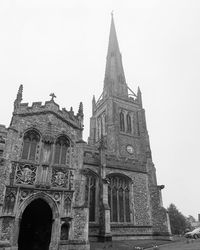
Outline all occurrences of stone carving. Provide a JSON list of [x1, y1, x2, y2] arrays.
[[42, 134, 54, 144], [18, 188, 34, 204], [0, 217, 12, 241], [64, 192, 73, 214], [44, 190, 62, 206], [15, 164, 37, 185], [3, 187, 17, 213], [54, 171, 65, 186], [51, 168, 74, 190]]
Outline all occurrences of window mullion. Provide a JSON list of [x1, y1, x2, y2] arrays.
[[117, 188, 119, 222], [123, 189, 126, 222], [59, 145, 62, 164], [28, 141, 32, 160]]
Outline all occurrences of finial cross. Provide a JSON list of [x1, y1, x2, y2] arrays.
[[50, 93, 56, 101]]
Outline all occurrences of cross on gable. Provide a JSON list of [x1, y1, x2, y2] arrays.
[[50, 93, 56, 101]]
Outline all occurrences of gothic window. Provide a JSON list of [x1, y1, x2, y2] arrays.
[[21, 130, 40, 161], [86, 172, 97, 222], [120, 111, 125, 132], [108, 174, 131, 223], [54, 136, 70, 165], [127, 113, 132, 133], [136, 111, 140, 136]]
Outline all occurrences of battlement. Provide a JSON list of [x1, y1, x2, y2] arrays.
[[14, 99, 83, 130]]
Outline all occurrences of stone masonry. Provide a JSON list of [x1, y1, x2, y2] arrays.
[[0, 14, 171, 250]]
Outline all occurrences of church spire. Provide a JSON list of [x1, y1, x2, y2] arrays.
[[14, 84, 23, 111], [103, 14, 128, 98]]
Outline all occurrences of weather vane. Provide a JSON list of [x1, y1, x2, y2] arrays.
[[50, 93, 56, 101]]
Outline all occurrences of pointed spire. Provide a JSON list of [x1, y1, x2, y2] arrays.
[[77, 102, 84, 129], [14, 84, 23, 111], [78, 102, 83, 117], [137, 86, 142, 107], [103, 14, 128, 99], [92, 95, 96, 115]]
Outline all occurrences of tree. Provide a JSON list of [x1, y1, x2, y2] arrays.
[[167, 203, 191, 235]]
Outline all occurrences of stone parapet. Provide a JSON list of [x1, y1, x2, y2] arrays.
[[13, 100, 83, 130]]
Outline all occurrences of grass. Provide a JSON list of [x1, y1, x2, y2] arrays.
[[90, 237, 184, 250]]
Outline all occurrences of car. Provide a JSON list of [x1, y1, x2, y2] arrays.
[[185, 228, 200, 239]]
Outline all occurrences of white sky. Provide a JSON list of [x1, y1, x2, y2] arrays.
[[0, 0, 200, 219]]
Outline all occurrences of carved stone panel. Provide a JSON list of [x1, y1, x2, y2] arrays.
[[18, 188, 34, 205], [15, 163, 37, 185], [64, 192, 73, 215], [51, 167, 74, 190]]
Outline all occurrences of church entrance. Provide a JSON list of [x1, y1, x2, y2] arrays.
[[18, 198, 53, 250]]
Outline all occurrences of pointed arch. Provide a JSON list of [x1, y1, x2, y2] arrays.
[[17, 192, 59, 220]]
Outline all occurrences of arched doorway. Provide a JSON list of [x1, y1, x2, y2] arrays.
[[18, 198, 53, 250]]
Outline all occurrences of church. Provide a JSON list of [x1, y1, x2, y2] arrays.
[[0, 15, 171, 250]]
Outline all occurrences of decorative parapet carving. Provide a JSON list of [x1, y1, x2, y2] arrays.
[[15, 164, 37, 185], [51, 167, 74, 190]]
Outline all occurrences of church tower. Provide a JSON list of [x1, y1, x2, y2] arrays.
[[86, 14, 171, 240], [88, 14, 150, 163]]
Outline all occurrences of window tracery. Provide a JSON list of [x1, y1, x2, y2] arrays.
[[108, 174, 131, 223], [85, 172, 97, 222], [21, 130, 40, 161], [54, 136, 70, 165]]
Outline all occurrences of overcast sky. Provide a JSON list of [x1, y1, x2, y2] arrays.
[[0, 0, 200, 219]]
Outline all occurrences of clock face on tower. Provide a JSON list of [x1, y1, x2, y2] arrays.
[[126, 145, 134, 154]]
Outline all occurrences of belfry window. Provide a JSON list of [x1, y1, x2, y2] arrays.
[[21, 130, 40, 161], [127, 113, 132, 133], [120, 111, 125, 132], [86, 173, 97, 222], [54, 136, 70, 165], [108, 174, 131, 223]]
